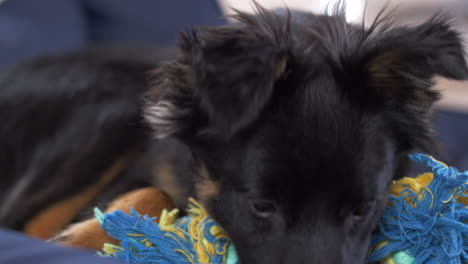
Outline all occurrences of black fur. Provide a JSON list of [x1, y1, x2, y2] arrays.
[[0, 46, 176, 229], [144, 6, 468, 264]]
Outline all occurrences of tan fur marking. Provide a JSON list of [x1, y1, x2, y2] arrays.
[[52, 219, 118, 250], [367, 51, 402, 94], [53, 187, 175, 250], [274, 55, 288, 80], [154, 159, 186, 206], [24, 154, 133, 239], [105, 187, 175, 215], [195, 166, 220, 204]]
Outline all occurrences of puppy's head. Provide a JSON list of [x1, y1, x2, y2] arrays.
[[145, 6, 468, 264]]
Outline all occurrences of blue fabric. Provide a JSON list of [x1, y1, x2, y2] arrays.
[[411, 110, 468, 175], [0, 0, 88, 68], [0, 0, 224, 68], [0, 228, 118, 264], [433, 110, 468, 169]]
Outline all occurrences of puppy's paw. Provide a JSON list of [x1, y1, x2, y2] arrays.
[[51, 187, 175, 251]]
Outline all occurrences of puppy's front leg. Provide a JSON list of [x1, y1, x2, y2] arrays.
[[50, 187, 175, 251]]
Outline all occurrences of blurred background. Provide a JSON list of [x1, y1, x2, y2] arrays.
[[0, 0, 467, 170]]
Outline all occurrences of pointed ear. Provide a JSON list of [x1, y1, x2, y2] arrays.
[[366, 16, 467, 99], [144, 11, 289, 140], [190, 25, 288, 137], [364, 16, 468, 152]]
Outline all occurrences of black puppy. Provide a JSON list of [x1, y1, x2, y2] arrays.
[[0, 6, 467, 264], [144, 7, 467, 264], [0, 46, 186, 236]]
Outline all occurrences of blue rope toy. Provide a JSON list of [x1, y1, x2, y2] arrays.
[[369, 154, 468, 264], [96, 154, 468, 264], [95, 198, 239, 264]]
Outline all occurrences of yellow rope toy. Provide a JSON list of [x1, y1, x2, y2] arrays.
[[95, 197, 238, 264], [369, 154, 468, 264]]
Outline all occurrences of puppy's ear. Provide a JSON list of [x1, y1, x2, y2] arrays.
[[366, 16, 468, 97], [364, 16, 468, 152], [145, 11, 289, 140], [189, 26, 287, 137]]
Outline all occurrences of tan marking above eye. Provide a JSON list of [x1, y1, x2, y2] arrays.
[[274, 55, 288, 80]]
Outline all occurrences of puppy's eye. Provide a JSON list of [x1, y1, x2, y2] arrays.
[[347, 201, 376, 228], [250, 199, 276, 218], [352, 203, 372, 218]]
